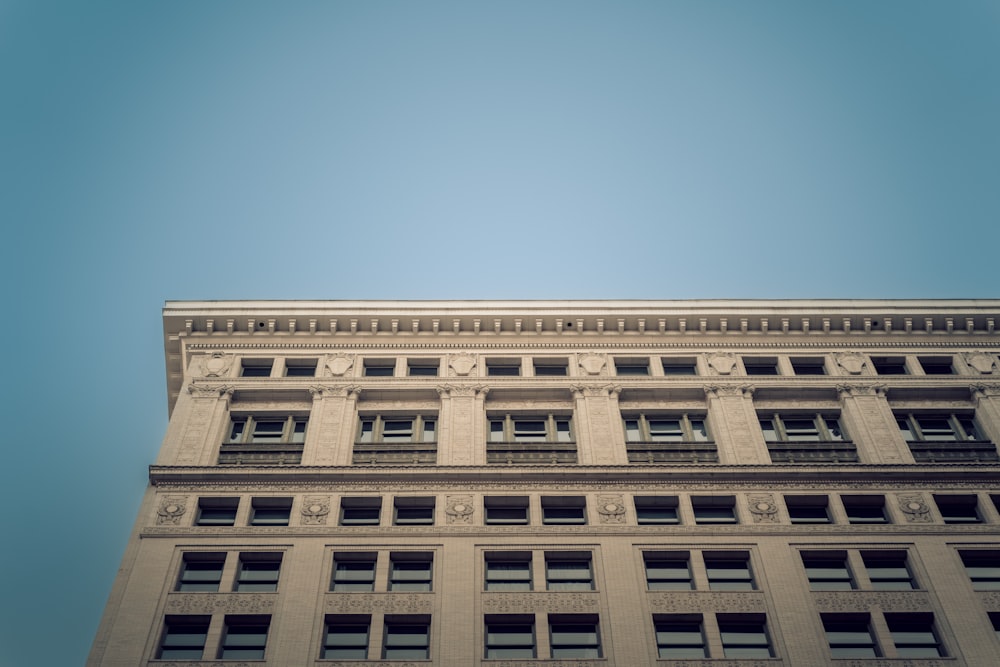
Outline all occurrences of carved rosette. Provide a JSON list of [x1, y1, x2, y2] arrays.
[[965, 351, 997, 374], [577, 353, 606, 376], [198, 351, 233, 377], [596, 495, 626, 524], [648, 591, 765, 613], [325, 593, 433, 614], [448, 353, 476, 376], [301, 496, 330, 525], [165, 593, 275, 614], [747, 494, 778, 524], [445, 495, 474, 524], [706, 353, 737, 375], [812, 590, 931, 612], [482, 592, 599, 613], [156, 496, 187, 525], [896, 493, 931, 523], [836, 352, 867, 375], [323, 353, 354, 377]]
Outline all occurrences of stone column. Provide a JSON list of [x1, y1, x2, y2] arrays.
[[970, 384, 1000, 445], [156, 383, 234, 466], [571, 384, 627, 465], [437, 384, 488, 465], [703, 385, 770, 464], [836, 384, 912, 464], [303, 384, 359, 466]]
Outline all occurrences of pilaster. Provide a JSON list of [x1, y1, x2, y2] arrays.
[[970, 383, 1000, 446], [437, 385, 488, 465], [571, 384, 627, 465], [703, 385, 770, 464], [157, 383, 234, 466], [836, 384, 913, 464], [303, 384, 360, 466]]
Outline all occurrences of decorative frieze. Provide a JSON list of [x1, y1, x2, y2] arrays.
[[324, 593, 433, 614], [747, 494, 778, 523], [812, 590, 931, 612], [445, 496, 475, 524], [164, 593, 275, 614], [482, 592, 600, 613], [647, 591, 765, 613]]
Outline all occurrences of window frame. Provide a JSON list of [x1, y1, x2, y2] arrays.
[[717, 614, 773, 659], [196, 497, 239, 526], [704, 552, 755, 591], [388, 552, 433, 592], [785, 495, 832, 524], [485, 552, 533, 592], [541, 496, 587, 525], [227, 415, 307, 445], [934, 494, 982, 524], [644, 552, 693, 591], [654, 614, 707, 658], [485, 614, 536, 659], [176, 553, 226, 592], [331, 553, 377, 592], [234, 552, 282, 592], [959, 550, 1000, 590], [545, 552, 595, 591], [885, 613, 945, 658], [623, 413, 710, 443], [842, 495, 890, 524], [801, 552, 855, 591], [249, 497, 292, 526], [284, 359, 317, 377], [660, 357, 698, 376], [548, 614, 602, 659], [484, 496, 530, 525], [634, 496, 680, 525], [897, 413, 984, 442], [692, 496, 737, 525], [158, 615, 210, 660], [339, 497, 382, 526], [614, 358, 650, 376], [362, 360, 396, 377], [862, 551, 917, 591], [488, 414, 573, 443], [822, 613, 880, 658], [322, 614, 371, 660], [381, 615, 431, 660], [393, 497, 435, 525], [217, 614, 270, 660], [743, 357, 779, 376], [356, 414, 437, 444], [759, 413, 845, 443], [240, 359, 273, 377]]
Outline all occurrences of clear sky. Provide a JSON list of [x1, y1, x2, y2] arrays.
[[1, 1, 998, 664]]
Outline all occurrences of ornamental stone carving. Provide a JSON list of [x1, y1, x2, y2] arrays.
[[301, 496, 330, 525], [156, 496, 187, 525], [445, 495, 474, 524], [836, 352, 867, 375], [478, 662, 602, 667], [747, 494, 778, 524], [165, 593, 275, 614], [897, 493, 931, 523], [449, 353, 476, 376], [324, 353, 354, 377], [839, 661, 947, 667], [482, 592, 599, 613], [157, 662, 252, 667], [186, 383, 234, 399], [198, 351, 233, 377], [813, 590, 931, 612], [836, 383, 887, 398], [965, 352, 997, 374], [577, 353, 606, 376], [570, 384, 620, 399], [324, 593, 433, 614], [979, 591, 1000, 610], [309, 384, 359, 399], [436, 384, 483, 398], [596, 495, 626, 524], [704, 385, 754, 398], [706, 353, 737, 375], [648, 591, 765, 613]]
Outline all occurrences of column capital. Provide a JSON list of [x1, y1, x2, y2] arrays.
[[186, 383, 234, 399], [308, 384, 360, 399], [703, 384, 754, 398], [836, 383, 887, 398]]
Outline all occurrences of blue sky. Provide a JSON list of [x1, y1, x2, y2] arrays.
[[1, 1, 998, 664]]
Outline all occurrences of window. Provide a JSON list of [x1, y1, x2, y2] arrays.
[[218, 615, 270, 659], [823, 614, 879, 658], [382, 616, 430, 659], [407, 360, 439, 376], [533, 359, 568, 376], [196, 498, 238, 526], [249, 497, 291, 526], [489, 414, 572, 443], [872, 357, 907, 375], [960, 551, 1000, 590], [615, 359, 649, 376], [158, 616, 209, 660], [843, 495, 889, 524], [661, 358, 697, 376], [227, 415, 307, 444], [485, 552, 532, 591], [340, 497, 382, 526], [705, 552, 754, 591], [331, 553, 377, 592], [743, 358, 778, 375], [284, 359, 316, 376], [487, 360, 521, 376], [802, 552, 854, 591], [389, 553, 432, 591], [235, 553, 281, 592], [541, 496, 586, 525], [357, 415, 436, 443], [644, 553, 693, 590], [363, 360, 395, 377], [394, 497, 435, 525], [990, 612, 1000, 640], [485, 615, 535, 658], [546, 553, 594, 591], [919, 356, 954, 375], [323, 615, 370, 659], [897, 413, 983, 442], [934, 494, 982, 523], [886, 613, 944, 658], [241, 359, 273, 377], [549, 615, 601, 658], [624, 414, 709, 442], [635, 496, 680, 525], [655, 615, 706, 658], [759, 414, 844, 442], [718, 614, 772, 658], [786, 495, 831, 524], [791, 358, 826, 375], [177, 553, 225, 592], [863, 551, 916, 590], [485, 496, 529, 524], [692, 496, 737, 524]]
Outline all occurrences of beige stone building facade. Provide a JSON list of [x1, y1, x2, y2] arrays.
[[88, 300, 1000, 666]]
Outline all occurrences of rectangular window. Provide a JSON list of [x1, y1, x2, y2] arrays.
[[407, 360, 439, 376], [823, 614, 879, 658], [284, 359, 316, 376], [394, 497, 435, 525], [331, 553, 377, 592], [549, 615, 601, 658], [323, 615, 370, 659], [791, 358, 826, 375], [389, 553, 433, 591], [227, 415, 307, 444], [615, 358, 649, 376], [634, 496, 680, 525], [759, 414, 844, 442], [534, 359, 568, 376], [692, 496, 737, 524], [485, 615, 535, 659], [484, 496, 529, 525], [802, 552, 854, 591], [363, 360, 395, 377], [886, 613, 944, 658], [235, 553, 282, 592], [863, 551, 916, 590], [990, 612, 1000, 640], [718, 614, 772, 658], [249, 497, 291, 526], [485, 552, 532, 591], [196, 497, 238, 526], [158, 616, 210, 660], [897, 413, 983, 442], [624, 414, 709, 442], [705, 553, 755, 591], [487, 360, 521, 376], [919, 356, 954, 375], [786, 495, 831, 524], [655, 615, 706, 658], [356, 415, 436, 443], [644, 553, 693, 591], [177, 553, 225, 592], [218, 615, 270, 660], [872, 357, 907, 375], [340, 497, 382, 526], [241, 359, 273, 377], [743, 358, 779, 375], [541, 496, 586, 525], [934, 494, 982, 523], [382, 616, 430, 659], [843, 495, 889, 524], [960, 551, 1000, 590], [661, 358, 698, 376], [546, 553, 594, 591], [489, 415, 573, 443]]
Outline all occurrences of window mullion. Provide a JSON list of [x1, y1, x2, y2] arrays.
[[949, 415, 965, 440], [681, 414, 692, 441], [815, 414, 830, 442], [774, 416, 788, 442], [546, 415, 555, 442], [641, 414, 651, 441], [414, 416, 423, 443], [911, 416, 925, 441]]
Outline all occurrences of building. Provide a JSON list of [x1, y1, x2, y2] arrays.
[[88, 299, 1000, 666]]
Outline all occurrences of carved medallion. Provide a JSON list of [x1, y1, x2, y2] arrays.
[[747, 494, 778, 523], [199, 351, 232, 377], [596, 495, 626, 524], [706, 353, 737, 375], [445, 495, 474, 524], [897, 493, 931, 523], [156, 496, 187, 525], [836, 352, 867, 375], [578, 353, 606, 376], [449, 353, 476, 377], [965, 352, 997, 374], [301, 496, 330, 525], [324, 353, 354, 377]]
